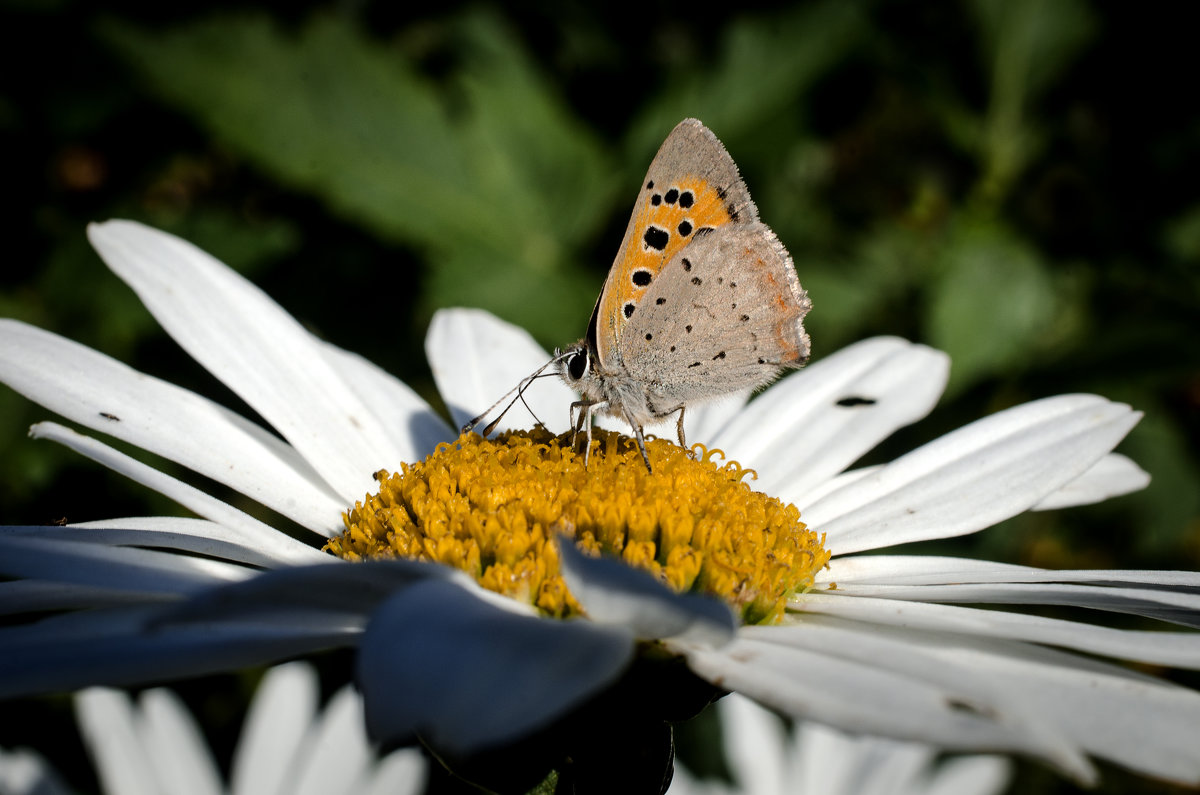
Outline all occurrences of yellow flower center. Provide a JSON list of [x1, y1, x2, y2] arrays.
[[327, 428, 829, 625]]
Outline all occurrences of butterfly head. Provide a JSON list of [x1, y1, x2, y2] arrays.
[[555, 339, 601, 400]]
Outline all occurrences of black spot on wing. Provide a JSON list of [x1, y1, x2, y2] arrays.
[[632, 270, 652, 287], [678, 220, 692, 237], [624, 302, 636, 318], [665, 188, 679, 204], [644, 226, 669, 251], [836, 396, 877, 407], [682, 258, 692, 272], [679, 191, 694, 208]]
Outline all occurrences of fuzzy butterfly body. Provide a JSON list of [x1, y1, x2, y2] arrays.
[[558, 118, 812, 469]]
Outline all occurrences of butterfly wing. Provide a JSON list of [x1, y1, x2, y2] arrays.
[[617, 223, 811, 414], [593, 119, 758, 370]]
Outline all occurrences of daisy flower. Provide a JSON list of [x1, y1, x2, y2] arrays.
[[0, 662, 427, 795], [1, 221, 1198, 790], [669, 693, 1012, 795]]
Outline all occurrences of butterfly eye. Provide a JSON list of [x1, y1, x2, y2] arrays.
[[567, 350, 589, 380]]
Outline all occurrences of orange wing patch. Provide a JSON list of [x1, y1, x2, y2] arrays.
[[596, 176, 740, 365], [763, 264, 803, 363]]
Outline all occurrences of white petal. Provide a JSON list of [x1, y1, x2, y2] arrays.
[[815, 556, 1200, 627], [0, 319, 344, 534], [137, 688, 224, 795], [928, 640, 1200, 785], [822, 554, 1043, 585], [361, 749, 428, 795], [922, 755, 1012, 795], [153, 559, 441, 629], [848, 739, 933, 795], [88, 220, 401, 503], [796, 592, 1200, 668], [675, 767, 737, 795], [793, 722, 860, 795], [426, 308, 575, 433], [804, 453, 1147, 519], [813, 580, 1200, 628], [74, 688, 159, 795], [0, 580, 176, 614], [231, 662, 319, 795], [806, 395, 1141, 554], [34, 516, 328, 568], [0, 535, 250, 594], [29, 421, 325, 550], [794, 465, 878, 510], [1031, 452, 1150, 510], [318, 340, 452, 461], [756, 616, 1200, 785], [0, 746, 74, 795], [711, 337, 948, 497], [823, 554, 1200, 588], [789, 722, 940, 795], [715, 694, 788, 795], [802, 453, 1147, 516], [683, 389, 751, 446], [358, 578, 634, 754], [292, 686, 373, 795], [558, 539, 736, 646], [683, 632, 1093, 781], [0, 605, 355, 699]]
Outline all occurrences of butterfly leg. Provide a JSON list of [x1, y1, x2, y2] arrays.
[[569, 400, 588, 452], [569, 401, 585, 440], [673, 406, 688, 452], [629, 420, 653, 472], [570, 399, 606, 466]]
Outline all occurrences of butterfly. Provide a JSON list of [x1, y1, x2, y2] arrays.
[[469, 119, 812, 471]]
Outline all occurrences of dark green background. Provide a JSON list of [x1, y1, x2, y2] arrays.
[[2, 1, 1198, 792]]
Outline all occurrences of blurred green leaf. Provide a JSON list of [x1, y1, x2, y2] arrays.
[[101, 10, 613, 342], [626, 0, 865, 159], [968, 0, 1096, 202], [1163, 204, 1200, 266], [926, 217, 1056, 394], [527, 770, 558, 795], [1116, 407, 1200, 561], [796, 222, 927, 352]]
